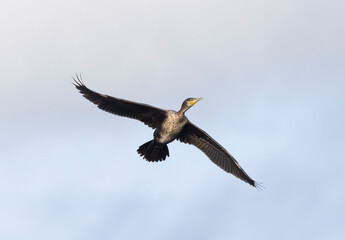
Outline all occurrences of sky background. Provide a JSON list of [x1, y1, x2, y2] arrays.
[[1, 0, 344, 239]]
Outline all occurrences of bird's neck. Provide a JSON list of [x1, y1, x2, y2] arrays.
[[178, 106, 190, 115]]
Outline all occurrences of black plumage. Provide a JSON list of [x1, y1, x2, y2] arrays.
[[73, 75, 260, 188]]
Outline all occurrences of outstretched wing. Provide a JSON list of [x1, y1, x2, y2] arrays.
[[73, 75, 167, 129], [177, 122, 259, 188]]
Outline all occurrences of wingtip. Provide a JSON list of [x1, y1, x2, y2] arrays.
[[72, 73, 84, 88], [253, 181, 264, 191]]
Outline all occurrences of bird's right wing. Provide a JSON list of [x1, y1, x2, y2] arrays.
[[73, 76, 167, 129], [177, 122, 259, 188]]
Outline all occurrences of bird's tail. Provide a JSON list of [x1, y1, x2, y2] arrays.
[[137, 140, 169, 162]]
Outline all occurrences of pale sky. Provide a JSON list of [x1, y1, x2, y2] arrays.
[[1, 0, 344, 239]]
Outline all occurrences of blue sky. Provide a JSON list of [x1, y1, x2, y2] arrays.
[[1, 0, 344, 239]]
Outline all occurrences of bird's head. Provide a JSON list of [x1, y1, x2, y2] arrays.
[[180, 97, 202, 113]]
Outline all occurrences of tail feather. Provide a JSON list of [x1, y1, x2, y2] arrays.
[[137, 140, 169, 162]]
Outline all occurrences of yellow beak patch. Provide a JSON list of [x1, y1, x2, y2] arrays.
[[190, 98, 202, 105]]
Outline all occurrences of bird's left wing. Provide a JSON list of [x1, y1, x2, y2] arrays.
[[73, 76, 167, 129], [177, 122, 258, 188]]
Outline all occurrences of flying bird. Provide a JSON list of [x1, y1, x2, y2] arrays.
[[73, 75, 259, 188]]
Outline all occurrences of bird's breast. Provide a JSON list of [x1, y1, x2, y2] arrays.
[[154, 111, 187, 144]]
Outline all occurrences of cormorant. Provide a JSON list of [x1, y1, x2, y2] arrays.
[[73, 75, 259, 188]]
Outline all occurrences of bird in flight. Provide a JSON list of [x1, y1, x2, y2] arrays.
[[73, 75, 260, 188]]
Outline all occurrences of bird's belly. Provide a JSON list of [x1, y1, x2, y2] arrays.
[[154, 111, 187, 144], [154, 123, 185, 144]]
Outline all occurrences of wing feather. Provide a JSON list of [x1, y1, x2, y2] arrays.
[[178, 122, 259, 188], [73, 75, 166, 129]]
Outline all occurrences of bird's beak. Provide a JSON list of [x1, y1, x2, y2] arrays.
[[191, 97, 202, 105]]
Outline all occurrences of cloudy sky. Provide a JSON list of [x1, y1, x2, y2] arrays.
[[1, 0, 344, 239]]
